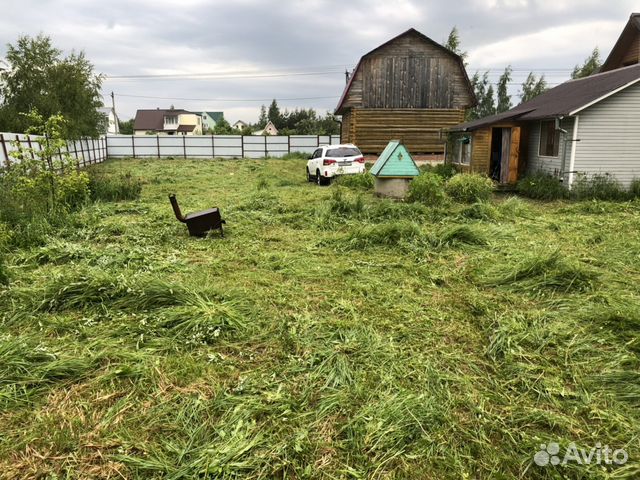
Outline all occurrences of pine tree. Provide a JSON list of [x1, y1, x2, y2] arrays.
[[572, 47, 601, 79], [519, 73, 547, 103], [496, 66, 512, 113], [444, 26, 468, 64]]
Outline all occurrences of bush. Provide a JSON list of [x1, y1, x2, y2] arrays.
[[516, 172, 568, 201], [88, 171, 142, 202], [445, 174, 493, 203], [334, 173, 374, 190], [408, 172, 446, 205], [630, 179, 640, 199], [0, 256, 8, 285], [420, 162, 458, 179], [571, 173, 627, 201]]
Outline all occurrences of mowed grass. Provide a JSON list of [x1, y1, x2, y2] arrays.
[[1, 158, 640, 479]]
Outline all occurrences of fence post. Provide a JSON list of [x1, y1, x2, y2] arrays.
[[157, 135, 160, 158], [211, 134, 215, 158], [241, 135, 244, 158], [287, 135, 290, 155], [27, 135, 35, 160], [91, 138, 96, 163], [72, 139, 79, 168], [132, 135, 136, 158], [0, 134, 9, 167], [264, 135, 267, 158], [183, 134, 187, 158]]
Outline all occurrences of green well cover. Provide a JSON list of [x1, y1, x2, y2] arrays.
[[370, 140, 420, 177]]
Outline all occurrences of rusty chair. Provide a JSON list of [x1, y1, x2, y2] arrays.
[[169, 194, 226, 237]]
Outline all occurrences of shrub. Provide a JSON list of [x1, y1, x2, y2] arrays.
[[516, 172, 568, 201], [334, 173, 374, 190], [420, 162, 458, 179], [408, 172, 446, 205], [571, 173, 627, 201], [445, 174, 493, 203], [88, 171, 142, 202], [630, 179, 640, 199]]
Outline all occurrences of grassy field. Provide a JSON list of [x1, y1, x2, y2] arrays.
[[1, 158, 639, 479]]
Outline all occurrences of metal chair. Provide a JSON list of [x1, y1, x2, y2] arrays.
[[169, 194, 225, 237]]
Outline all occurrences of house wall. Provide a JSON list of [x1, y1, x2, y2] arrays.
[[345, 108, 465, 154], [573, 81, 640, 188], [526, 117, 575, 182], [178, 114, 202, 135]]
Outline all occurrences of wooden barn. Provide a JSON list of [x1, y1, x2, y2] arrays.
[[335, 28, 476, 155]]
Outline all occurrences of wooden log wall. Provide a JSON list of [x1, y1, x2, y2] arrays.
[[343, 108, 465, 154]]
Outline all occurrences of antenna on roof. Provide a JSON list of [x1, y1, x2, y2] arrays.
[[345, 69, 350, 84]]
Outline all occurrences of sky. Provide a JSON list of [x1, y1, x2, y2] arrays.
[[0, 0, 637, 124]]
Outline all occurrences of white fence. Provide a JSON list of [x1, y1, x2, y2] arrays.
[[0, 133, 342, 167], [106, 134, 342, 159], [0, 132, 108, 167]]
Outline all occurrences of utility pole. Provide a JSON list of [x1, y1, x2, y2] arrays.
[[110, 91, 120, 134]]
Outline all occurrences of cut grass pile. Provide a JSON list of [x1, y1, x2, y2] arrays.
[[1, 158, 639, 479]]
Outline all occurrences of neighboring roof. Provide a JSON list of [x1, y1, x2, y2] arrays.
[[335, 28, 475, 114], [204, 111, 224, 123], [370, 140, 420, 177], [177, 124, 196, 133], [451, 63, 640, 131], [233, 120, 248, 126], [601, 13, 640, 72], [133, 109, 194, 130]]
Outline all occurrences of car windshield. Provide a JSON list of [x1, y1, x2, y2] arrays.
[[326, 147, 360, 158]]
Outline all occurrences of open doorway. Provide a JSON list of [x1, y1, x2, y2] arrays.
[[490, 128, 503, 181]]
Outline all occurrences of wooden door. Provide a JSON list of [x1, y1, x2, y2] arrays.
[[500, 128, 511, 184], [508, 127, 521, 184]]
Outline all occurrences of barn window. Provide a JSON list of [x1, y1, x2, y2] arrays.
[[539, 120, 560, 157]]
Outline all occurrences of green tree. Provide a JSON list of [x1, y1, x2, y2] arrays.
[[0, 34, 104, 138], [519, 73, 547, 103], [257, 105, 267, 129], [267, 99, 284, 129], [212, 116, 235, 135], [467, 71, 495, 120], [118, 118, 134, 135], [496, 66, 512, 113], [572, 47, 602, 79], [444, 26, 468, 64]]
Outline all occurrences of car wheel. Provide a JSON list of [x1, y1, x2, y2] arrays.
[[306, 167, 314, 182], [316, 170, 322, 186]]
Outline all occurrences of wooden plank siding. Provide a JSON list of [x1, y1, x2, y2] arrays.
[[345, 108, 465, 154], [622, 32, 640, 66]]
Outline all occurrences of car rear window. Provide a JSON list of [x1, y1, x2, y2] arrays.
[[326, 147, 361, 158]]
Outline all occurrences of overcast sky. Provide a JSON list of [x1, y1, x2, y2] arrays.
[[0, 0, 637, 124]]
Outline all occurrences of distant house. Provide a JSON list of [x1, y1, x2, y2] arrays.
[[335, 28, 475, 154], [233, 120, 249, 131], [133, 108, 203, 135], [253, 120, 278, 136], [600, 13, 640, 72], [98, 106, 119, 135], [448, 64, 640, 187], [200, 111, 224, 131]]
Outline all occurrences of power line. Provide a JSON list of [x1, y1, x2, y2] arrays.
[[110, 92, 341, 102]]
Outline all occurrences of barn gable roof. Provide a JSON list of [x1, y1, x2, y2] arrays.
[[601, 13, 640, 72], [335, 28, 475, 115]]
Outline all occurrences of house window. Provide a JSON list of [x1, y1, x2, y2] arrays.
[[451, 135, 471, 165], [165, 116, 177, 125], [539, 120, 560, 157]]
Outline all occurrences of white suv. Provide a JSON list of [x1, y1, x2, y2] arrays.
[[306, 144, 365, 186]]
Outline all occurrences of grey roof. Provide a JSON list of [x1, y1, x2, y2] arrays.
[[451, 63, 640, 131]]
